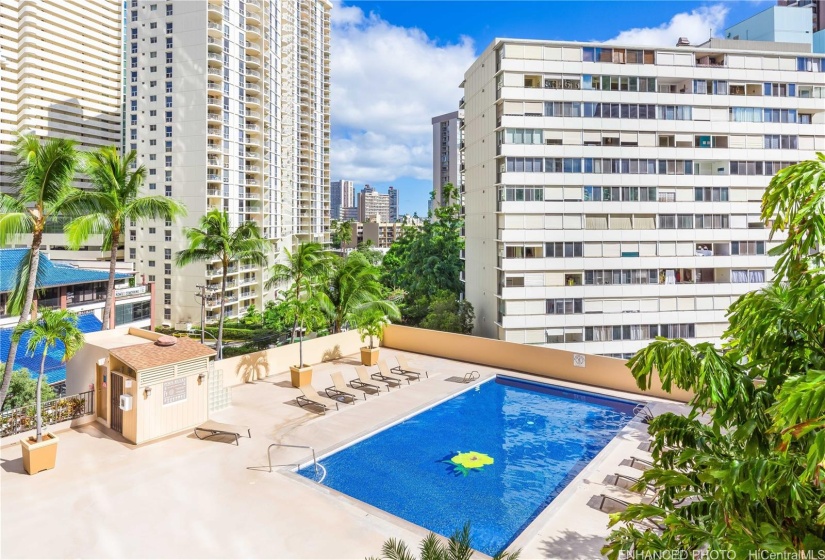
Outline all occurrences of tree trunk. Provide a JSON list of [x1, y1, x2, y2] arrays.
[[101, 230, 119, 330], [217, 264, 226, 361], [0, 230, 43, 410], [299, 317, 304, 367], [36, 350, 47, 443]]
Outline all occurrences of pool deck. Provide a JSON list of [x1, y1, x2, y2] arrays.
[[0, 348, 684, 559]]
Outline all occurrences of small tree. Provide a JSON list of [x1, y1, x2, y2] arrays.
[[356, 307, 390, 350], [11, 309, 84, 442], [1, 367, 57, 412]]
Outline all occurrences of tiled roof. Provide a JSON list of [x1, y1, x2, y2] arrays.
[[109, 336, 216, 371], [0, 249, 130, 293]]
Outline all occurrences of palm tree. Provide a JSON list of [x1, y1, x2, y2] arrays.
[[331, 219, 353, 249], [369, 523, 520, 560], [62, 147, 186, 330], [0, 134, 79, 410], [266, 242, 331, 367], [321, 252, 399, 333], [176, 210, 267, 359], [11, 309, 85, 443]]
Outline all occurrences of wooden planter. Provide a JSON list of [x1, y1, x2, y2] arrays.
[[361, 347, 379, 366], [289, 365, 312, 388], [20, 432, 59, 475]]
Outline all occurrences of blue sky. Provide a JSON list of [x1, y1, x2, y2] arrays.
[[329, 1, 773, 216]]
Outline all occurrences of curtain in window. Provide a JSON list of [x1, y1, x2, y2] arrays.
[[731, 270, 748, 283], [634, 216, 656, 230], [665, 270, 676, 284], [585, 215, 608, 229], [749, 270, 765, 283], [610, 216, 632, 230]]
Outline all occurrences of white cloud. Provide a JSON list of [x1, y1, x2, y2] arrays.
[[608, 4, 729, 47], [330, 5, 476, 184]]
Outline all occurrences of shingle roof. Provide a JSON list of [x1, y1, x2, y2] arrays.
[[0, 249, 130, 293], [109, 336, 216, 371]]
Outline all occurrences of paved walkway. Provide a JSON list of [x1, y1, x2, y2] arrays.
[[1, 349, 681, 559]]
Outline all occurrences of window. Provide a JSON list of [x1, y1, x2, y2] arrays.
[[131, 43, 138, 54], [130, 86, 137, 97], [585, 324, 659, 342], [546, 299, 583, 315], [130, 71, 137, 83], [115, 300, 152, 326], [165, 141, 172, 152], [164, 293, 171, 305], [545, 242, 583, 258], [164, 230, 172, 242], [505, 157, 543, 173], [499, 186, 544, 202], [165, 186, 172, 197], [504, 129, 543, 145], [584, 270, 659, 286], [150, 52, 157, 59], [129, 248, 136, 260], [165, 126, 172, 138], [695, 214, 729, 229], [166, 3, 173, 15], [148, 260, 156, 268], [694, 187, 729, 201], [164, 278, 171, 290], [677, 214, 694, 229], [150, 4, 157, 10], [165, 96, 172, 108], [130, 115, 137, 125], [166, 22, 173, 33], [165, 170, 172, 181], [149, 80, 157, 87], [731, 241, 765, 255], [165, 67, 172, 78], [131, 28, 138, 40], [148, 275, 156, 282], [129, 230, 137, 241], [150, 37, 157, 44], [504, 245, 543, 258], [150, 22, 157, 29], [131, 56, 137, 68], [764, 135, 798, 149], [164, 309, 171, 320], [130, 129, 137, 140], [166, 52, 172, 64], [164, 248, 171, 260], [149, 183, 156, 190], [164, 263, 172, 274], [149, 154, 156, 161], [658, 215, 676, 229], [149, 245, 156, 252], [149, 124, 157, 132], [165, 110, 172, 122], [658, 324, 695, 339], [149, 94, 157, 102], [166, 37, 173, 48], [149, 65, 157, 73]]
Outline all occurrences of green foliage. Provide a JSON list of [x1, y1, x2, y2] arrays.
[[602, 154, 825, 557], [368, 522, 520, 560], [331, 219, 354, 249], [356, 307, 390, 349], [1, 367, 57, 412], [419, 291, 475, 334], [176, 209, 267, 359], [241, 303, 262, 326], [382, 183, 465, 327]]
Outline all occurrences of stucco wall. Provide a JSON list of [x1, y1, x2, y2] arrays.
[[215, 330, 364, 387], [382, 325, 692, 402]]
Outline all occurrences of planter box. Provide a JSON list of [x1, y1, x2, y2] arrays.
[[20, 432, 59, 475], [289, 365, 312, 388], [361, 347, 379, 366]]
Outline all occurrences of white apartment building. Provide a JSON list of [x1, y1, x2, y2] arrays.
[[0, 0, 123, 259], [461, 38, 825, 357], [126, 0, 330, 327], [431, 110, 463, 211], [358, 187, 390, 222]]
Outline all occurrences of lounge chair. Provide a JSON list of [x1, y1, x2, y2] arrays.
[[325, 371, 367, 402], [296, 385, 340, 414], [194, 420, 251, 445], [373, 360, 411, 386], [628, 456, 654, 470], [391, 355, 429, 380], [350, 366, 390, 393], [594, 494, 665, 531], [633, 403, 655, 423]]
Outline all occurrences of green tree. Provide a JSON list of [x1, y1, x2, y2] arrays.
[[176, 210, 268, 360], [11, 309, 84, 442], [331, 219, 353, 249], [368, 522, 520, 560], [267, 242, 332, 366], [62, 146, 186, 329], [321, 252, 399, 333], [382, 184, 464, 326], [420, 291, 475, 334], [1, 367, 57, 412], [0, 134, 79, 410], [241, 303, 262, 326], [602, 154, 825, 557]]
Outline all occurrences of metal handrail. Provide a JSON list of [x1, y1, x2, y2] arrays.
[[267, 443, 318, 479]]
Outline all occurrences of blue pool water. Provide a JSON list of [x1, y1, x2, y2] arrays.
[[298, 376, 638, 555], [0, 314, 103, 383]]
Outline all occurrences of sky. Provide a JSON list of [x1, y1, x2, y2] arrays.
[[329, 0, 774, 217]]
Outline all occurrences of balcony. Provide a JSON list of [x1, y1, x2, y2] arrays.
[[207, 81, 221, 94], [207, 189, 223, 197], [245, 110, 261, 120], [207, 53, 223, 64], [246, 55, 261, 67], [246, 69, 261, 80], [246, 0, 261, 11], [207, 112, 221, 123], [207, 126, 221, 137], [245, 82, 260, 92], [207, 22, 222, 37], [244, 41, 260, 54], [207, 37, 221, 51], [245, 24, 261, 38], [245, 95, 261, 107], [207, 68, 222, 77], [206, 96, 221, 107], [206, 173, 222, 182]]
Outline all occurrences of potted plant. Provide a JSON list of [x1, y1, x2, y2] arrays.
[[287, 289, 327, 387], [357, 308, 390, 366], [11, 308, 84, 475]]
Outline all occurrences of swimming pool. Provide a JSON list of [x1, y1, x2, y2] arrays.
[[297, 376, 638, 555]]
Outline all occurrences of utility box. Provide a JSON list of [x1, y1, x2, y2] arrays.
[[119, 394, 133, 412]]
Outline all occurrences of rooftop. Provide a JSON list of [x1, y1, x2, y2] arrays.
[[0, 336, 686, 559], [0, 249, 130, 294], [108, 335, 216, 371]]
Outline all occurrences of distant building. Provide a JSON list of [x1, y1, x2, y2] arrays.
[[388, 186, 399, 222], [331, 180, 355, 220], [431, 110, 464, 210], [358, 188, 391, 222], [778, 0, 824, 32], [340, 207, 359, 221], [342, 220, 412, 250], [726, 5, 814, 45]]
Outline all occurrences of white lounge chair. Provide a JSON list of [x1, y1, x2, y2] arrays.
[[391, 355, 429, 380], [296, 385, 340, 414], [373, 360, 411, 385], [325, 371, 366, 402], [350, 366, 390, 393]]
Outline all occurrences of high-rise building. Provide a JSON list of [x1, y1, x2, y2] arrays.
[[340, 206, 359, 221], [431, 110, 463, 210], [462, 38, 824, 357], [126, 0, 330, 327], [0, 0, 123, 259], [331, 179, 354, 220], [388, 185, 399, 222], [358, 188, 390, 223], [726, 5, 814, 45]]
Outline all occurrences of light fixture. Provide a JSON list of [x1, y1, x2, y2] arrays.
[[144, 387, 152, 398], [198, 373, 206, 385]]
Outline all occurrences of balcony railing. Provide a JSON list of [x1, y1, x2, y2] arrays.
[[1, 390, 94, 437]]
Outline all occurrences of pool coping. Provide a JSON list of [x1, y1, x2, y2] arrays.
[[275, 370, 661, 557]]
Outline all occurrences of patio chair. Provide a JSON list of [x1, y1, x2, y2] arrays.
[[296, 384, 340, 414], [391, 354, 429, 380], [373, 360, 411, 386], [633, 402, 655, 424], [194, 421, 251, 446], [594, 494, 665, 531], [351, 366, 390, 393], [325, 371, 367, 402]]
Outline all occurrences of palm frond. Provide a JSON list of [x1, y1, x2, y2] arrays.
[[0, 206, 34, 245], [64, 213, 114, 250]]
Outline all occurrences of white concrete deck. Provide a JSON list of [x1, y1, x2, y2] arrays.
[[1, 348, 683, 559]]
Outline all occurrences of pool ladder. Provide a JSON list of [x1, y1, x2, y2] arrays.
[[462, 371, 480, 383], [266, 443, 326, 483]]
